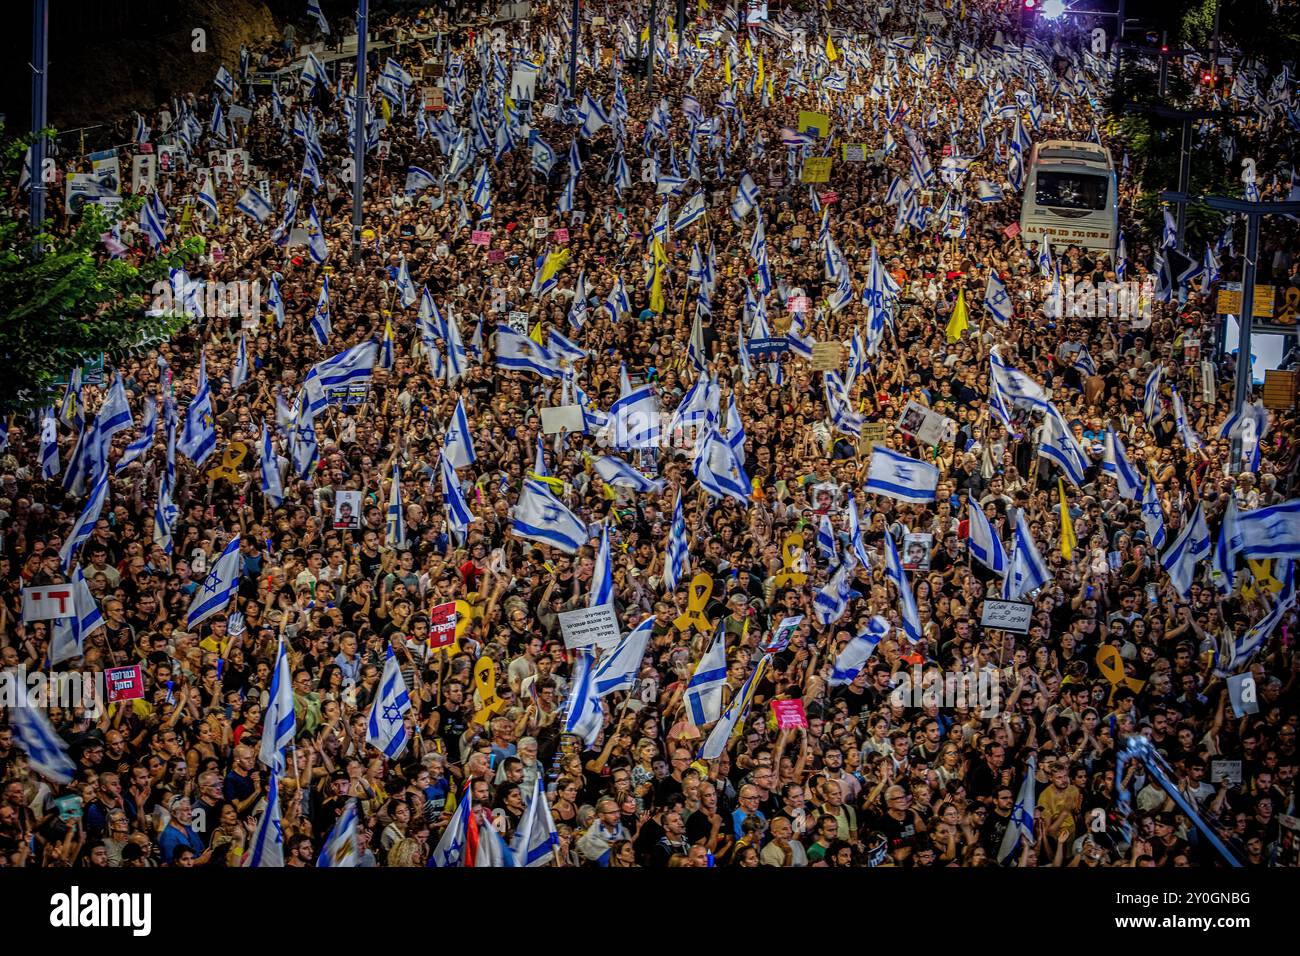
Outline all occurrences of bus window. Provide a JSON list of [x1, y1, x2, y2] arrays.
[[1034, 171, 1108, 211]]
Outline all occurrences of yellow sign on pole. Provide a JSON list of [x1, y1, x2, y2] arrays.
[[801, 157, 833, 183]]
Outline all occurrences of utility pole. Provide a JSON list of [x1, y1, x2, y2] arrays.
[[1201, 196, 1300, 472], [30, 0, 49, 252], [677, 0, 686, 36], [1145, 106, 1237, 250], [351, 0, 368, 265], [648, 0, 658, 93], [568, 0, 579, 100]]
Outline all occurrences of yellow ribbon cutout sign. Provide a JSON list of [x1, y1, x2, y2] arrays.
[[674, 572, 715, 634]]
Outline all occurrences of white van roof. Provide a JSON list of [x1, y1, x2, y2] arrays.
[[1033, 140, 1113, 171]]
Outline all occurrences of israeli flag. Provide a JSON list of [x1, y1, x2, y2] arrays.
[[114, 397, 157, 473], [684, 624, 728, 725], [814, 559, 859, 627], [214, 64, 235, 99], [386, 461, 406, 548], [1102, 428, 1142, 500], [1212, 497, 1243, 595], [39, 409, 59, 479], [589, 524, 614, 609], [58, 469, 109, 571], [230, 334, 249, 391], [495, 324, 564, 378], [246, 774, 284, 868], [511, 776, 560, 867], [267, 275, 284, 328], [11, 699, 75, 783], [990, 348, 1051, 413], [996, 751, 1036, 863], [693, 425, 752, 503], [441, 449, 475, 544], [1003, 511, 1052, 601], [701, 654, 770, 760], [884, 532, 922, 643], [563, 650, 605, 746], [1143, 365, 1163, 424], [983, 272, 1013, 325], [405, 165, 439, 195], [579, 91, 611, 138], [140, 191, 168, 247], [975, 179, 1004, 203], [257, 634, 296, 774], [197, 171, 220, 222], [310, 275, 331, 345], [1159, 503, 1212, 598], [258, 422, 284, 508], [1162, 207, 1177, 249], [674, 191, 707, 231], [592, 454, 664, 494], [470, 162, 492, 209], [187, 534, 242, 629], [967, 500, 1008, 574], [1140, 478, 1168, 550], [396, 255, 417, 309], [153, 470, 176, 556], [663, 488, 691, 592], [828, 617, 889, 685], [605, 276, 631, 320], [307, 0, 330, 33], [48, 564, 105, 666], [547, 327, 587, 364], [864, 446, 939, 503], [817, 515, 839, 565], [366, 644, 413, 759], [318, 800, 360, 868], [730, 172, 760, 223], [593, 617, 654, 697], [429, 786, 473, 868], [1171, 387, 1203, 452], [306, 203, 329, 264], [1037, 405, 1090, 486], [235, 187, 273, 224], [1236, 499, 1300, 561], [512, 478, 588, 554], [609, 384, 660, 450], [1218, 561, 1295, 675], [444, 397, 477, 469]]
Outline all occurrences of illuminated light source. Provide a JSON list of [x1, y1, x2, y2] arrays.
[[1041, 0, 1066, 17], [1023, 0, 1036, 8]]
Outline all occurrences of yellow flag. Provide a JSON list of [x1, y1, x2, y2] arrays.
[[540, 248, 570, 287], [756, 54, 764, 89], [529, 322, 545, 345], [826, 36, 838, 62], [1058, 478, 1077, 560], [723, 51, 732, 85], [649, 238, 668, 314], [744, 38, 753, 60], [697, 0, 706, 13], [945, 287, 969, 343]]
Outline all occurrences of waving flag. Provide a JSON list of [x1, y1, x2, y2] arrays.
[[1162, 504, 1212, 598], [11, 700, 75, 784], [865, 446, 939, 503], [48, 565, 104, 666], [1037, 405, 1090, 486], [593, 617, 654, 697], [385, 461, 406, 548], [997, 752, 1036, 863], [511, 776, 559, 867], [701, 654, 771, 759], [829, 617, 889, 685], [967, 500, 1007, 574], [259, 422, 284, 508], [1102, 428, 1142, 500], [512, 478, 588, 554], [1004, 511, 1052, 601], [318, 801, 360, 868], [58, 470, 109, 571], [562, 650, 604, 746], [884, 532, 922, 643], [591, 454, 664, 494], [1236, 499, 1300, 561], [310, 275, 332, 345], [257, 633, 296, 775], [114, 397, 157, 473], [444, 398, 477, 469], [984, 272, 1013, 325], [730, 172, 760, 223], [495, 325, 563, 378], [246, 773, 284, 868], [367, 644, 413, 759]]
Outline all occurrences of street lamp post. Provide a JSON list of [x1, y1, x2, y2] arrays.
[[30, 0, 49, 252], [351, 0, 369, 265]]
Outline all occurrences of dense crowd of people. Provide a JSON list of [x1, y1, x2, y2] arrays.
[[1, 0, 1298, 870]]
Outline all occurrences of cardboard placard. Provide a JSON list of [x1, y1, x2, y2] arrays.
[[1216, 284, 1274, 318], [508, 310, 531, 334], [553, 228, 570, 243], [1003, 222, 1021, 239], [772, 698, 809, 729], [488, 249, 505, 263], [810, 341, 842, 370], [819, 191, 839, 204], [897, 400, 957, 446], [979, 599, 1033, 633], [541, 404, 585, 434], [105, 665, 145, 703], [801, 157, 832, 183], [471, 229, 492, 245], [428, 601, 458, 648], [748, 337, 790, 355], [558, 602, 622, 650], [787, 295, 812, 313], [21, 584, 77, 622]]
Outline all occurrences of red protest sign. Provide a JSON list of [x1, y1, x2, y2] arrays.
[[471, 230, 492, 246], [819, 191, 839, 204], [553, 228, 570, 243], [488, 249, 505, 263], [428, 601, 458, 649], [105, 665, 145, 703], [1003, 222, 1021, 239], [771, 698, 808, 729]]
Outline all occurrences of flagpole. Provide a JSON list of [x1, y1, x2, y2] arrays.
[[350, 0, 369, 266]]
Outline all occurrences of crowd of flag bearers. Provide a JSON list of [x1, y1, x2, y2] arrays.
[[3, 0, 1300, 872]]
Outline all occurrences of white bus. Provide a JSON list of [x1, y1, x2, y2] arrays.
[[1018, 140, 1118, 257]]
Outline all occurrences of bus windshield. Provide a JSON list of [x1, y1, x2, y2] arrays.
[[1034, 171, 1108, 211]]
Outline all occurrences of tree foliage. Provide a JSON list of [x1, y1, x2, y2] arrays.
[[0, 129, 203, 415]]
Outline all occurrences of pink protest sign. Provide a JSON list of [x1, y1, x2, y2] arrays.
[[471, 230, 492, 245], [553, 228, 570, 243], [771, 699, 808, 729]]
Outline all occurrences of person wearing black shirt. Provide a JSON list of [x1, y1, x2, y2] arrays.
[[436, 680, 469, 765]]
